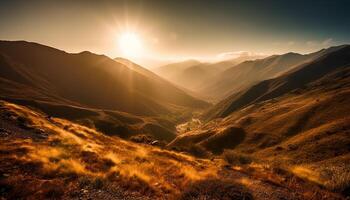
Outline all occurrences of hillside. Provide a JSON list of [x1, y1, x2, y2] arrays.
[[154, 59, 201, 80], [0, 100, 343, 199], [205, 45, 350, 119], [169, 50, 350, 196], [0, 41, 208, 115], [0, 41, 209, 141], [198, 45, 346, 100], [155, 45, 346, 102], [154, 55, 263, 100], [0, 40, 349, 199]]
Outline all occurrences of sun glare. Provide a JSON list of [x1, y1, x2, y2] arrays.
[[118, 32, 143, 58]]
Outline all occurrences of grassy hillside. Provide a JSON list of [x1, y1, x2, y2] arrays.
[[170, 58, 350, 196], [196, 45, 346, 101], [205, 45, 350, 119], [0, 40, 210, 140], [0, 100, 343, 199]]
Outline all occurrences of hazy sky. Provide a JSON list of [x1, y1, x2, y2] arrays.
[[0, 0, 349, 67]]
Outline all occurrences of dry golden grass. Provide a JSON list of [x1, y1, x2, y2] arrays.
[[0, 101, 218, 199], [170, 83, 350, 197], [0, 100, 346, 199]]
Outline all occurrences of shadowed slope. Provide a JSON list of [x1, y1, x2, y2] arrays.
[[0, 40, 210, 140], [199, 45, 347, 101], [207, 45, 350, 119], [170, 64, 350, 194], [0, 40, 208, 116]]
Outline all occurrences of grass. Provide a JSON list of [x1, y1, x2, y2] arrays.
[[178, 179, 253, 200], [222, 150, 253, 165], [0, 101, 218, 199], [0, 100, 347, 199], [315, 163, 350, 196]]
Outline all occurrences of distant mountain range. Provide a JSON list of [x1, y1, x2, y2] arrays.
[[154, 54, 264, 100], [0, 40, 208, 141], [205, 45, 350, 119], [1, 40, 350, 197], [155, 45, 347, 102], [169, 45, 350, 173]]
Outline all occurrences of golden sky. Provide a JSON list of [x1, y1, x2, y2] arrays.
[[0, 0, 349, 67]]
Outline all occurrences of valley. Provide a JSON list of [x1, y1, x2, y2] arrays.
[[176, 118, 202, 135], [1, 1, 349, 199], [0, 41, 349, 199], [0, 100, 344, 200]]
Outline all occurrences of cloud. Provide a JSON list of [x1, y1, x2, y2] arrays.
[[322, 38, 333, 46], [307, 38, 333, 47], [216, 51, 267, 60]]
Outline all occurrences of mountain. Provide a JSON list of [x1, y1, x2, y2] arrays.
[[0, 99, 343, 199], [156, 46, 346, 102], [0, 40, 208, 141], [205, 45, 350, 119], [1, 40, 349, 198], [169, 46, 350, 194], [154, 59, 201, 79], [154, 49, 316, 102], [154, 55, 263, 100], [199, 46, 349, 101]]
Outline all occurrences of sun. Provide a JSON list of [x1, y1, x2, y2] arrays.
[[118, 32, 143, 58]]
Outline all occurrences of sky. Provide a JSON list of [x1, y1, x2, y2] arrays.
[[0, 0, 349, 67]]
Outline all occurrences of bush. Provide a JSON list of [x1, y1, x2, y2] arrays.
[[222, 150, 253, 165], [187, 144, 210, 158], [178, 179, 253, 200]]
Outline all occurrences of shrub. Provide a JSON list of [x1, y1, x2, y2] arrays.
[[222, 150, 253, 165], [187, 144, 210, 158]]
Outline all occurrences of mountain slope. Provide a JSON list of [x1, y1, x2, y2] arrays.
[[169, 62, 350, 194], [0, 100, 342, 199], [0, 40, 210, 141], [205, 45, 350, 119], [198, 45, 347, 101], [154, 59, 201, 80], [154, 55, 263, 100], [0, 41, 208, 116]]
